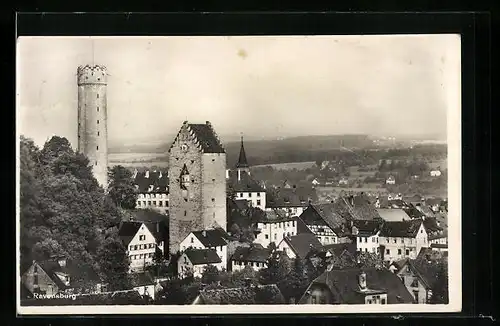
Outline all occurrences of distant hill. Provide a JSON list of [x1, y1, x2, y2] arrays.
[[109, 134, 377, 166]]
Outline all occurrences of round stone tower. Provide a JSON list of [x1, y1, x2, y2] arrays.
[[77, 65, 108, 188]]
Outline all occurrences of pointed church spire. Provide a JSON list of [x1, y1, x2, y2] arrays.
[[236, 135, 249, 169]]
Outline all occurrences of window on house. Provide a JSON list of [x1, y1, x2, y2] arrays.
[[212, 198, 215, 202], [398, 249, 402, 255], [148, 201, 151, 205], [139, 235, 145, 241], [365, 248, 368, 252], [386, 249, 390, 255], [364, 238, 368, 243], [406, 249, 410, 256], [191, 237, 194, 243], [358, 237, 362, 243], [97, 120, 99, 124], [134, 245, 138, 250], [411, 278, 419, 287], [381, 298, 386, 304], [311, 296, 317, 304], [240, 193, 243, 198], [372, 237, 376, 243], [265, 234, 269, 239], [413, 290, 419, 303], [184, 211, 187, 216], [393, 238, 397, 243], [274, 234, 277, 240], [257, 193, 261, 197], [33, 274, 38, 285], [159, 201, 163, 207], [130, 245, 133, 251], [257, 200, 261, 206]]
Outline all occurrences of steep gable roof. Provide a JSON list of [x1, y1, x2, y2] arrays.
[[352, 219, 382, 236], [143, 220, 169, 242], [133, 170, 169, 193], [191, 229, 229, 247], [35, 258, 101, 290], [401, 258, 445, 289], [300, 204, 348, 236], [184, 248, 221, 265], [195, 284, 285, 304], [231, 246, 271, 263], [300, 268, 414, 304], [168, 121, 226, 154], [227, 170, 265, 193], [118, 221, 142, 245], [379, 219, 424, 238], [267, 186, 318, 208], [283, 233, 323, 260]]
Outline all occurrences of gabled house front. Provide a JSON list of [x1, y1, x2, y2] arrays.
[[396, 257, 445, 304], [118, 220, 169, 273], [179, 228, 230, 270], [177, 248, 223, 278], [378, 219, 429, 262], [21, 256, 103, 297], [277, 233, 324, 260]]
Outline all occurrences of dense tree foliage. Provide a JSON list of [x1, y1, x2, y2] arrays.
[[429, 259, 449, 304], [259, 254, 291, 285], [201, 265, 220, 285], [108, 165, 138, 209], [278, 258, 310, 303], [19, 135, 127, 292]]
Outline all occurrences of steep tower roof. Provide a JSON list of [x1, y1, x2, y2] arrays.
[[236, 136, 249, 169], [168, 121, 225, 154]]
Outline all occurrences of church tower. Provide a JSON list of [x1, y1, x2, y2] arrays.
[[77, 65, 108, 188], [168, 121, 227, 254], [235, 135, 250, 181]]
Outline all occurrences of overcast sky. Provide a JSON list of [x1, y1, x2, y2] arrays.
[[17, 35, 460, 148]]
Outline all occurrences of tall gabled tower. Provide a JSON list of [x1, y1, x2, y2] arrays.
[[77, 65, 108, 188], [168, 121, 227, 254], [235, 136, 250, 181]]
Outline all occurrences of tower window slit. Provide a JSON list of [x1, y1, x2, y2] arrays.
[[97, 131, 100, 136], [97, 107, 99, 112], [97, 94, 99, 99], [97, 120, 99, 124], [97, 146, 99, 150]]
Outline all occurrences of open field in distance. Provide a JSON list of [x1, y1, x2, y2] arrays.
[[252, 161, 316, 171]]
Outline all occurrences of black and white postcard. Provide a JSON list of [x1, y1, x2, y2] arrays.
[[17, 35, 461, 314]]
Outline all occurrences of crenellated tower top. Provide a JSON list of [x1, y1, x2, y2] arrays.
[[77, 65, 108, 85]]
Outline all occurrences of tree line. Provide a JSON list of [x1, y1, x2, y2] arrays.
[[20, 135, 137, 293]]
